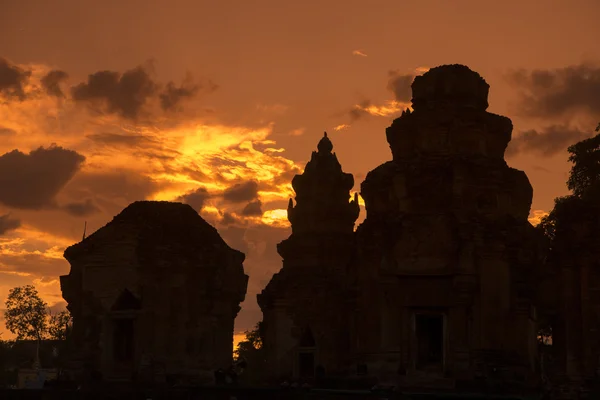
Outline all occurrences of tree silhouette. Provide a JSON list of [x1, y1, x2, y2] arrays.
[[4, 285, 47, 341], [538, 124, 600, 240], [234, 322, 263, 360], [47, 310, 72, 341], [234, 322, 266, 385]]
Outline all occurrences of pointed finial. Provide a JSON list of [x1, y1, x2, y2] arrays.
[[82, 221, 87, 241], [317, 131, 333, 154]]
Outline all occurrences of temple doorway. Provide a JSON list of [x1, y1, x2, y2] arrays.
[[113, 318, 135, 362], [415, 313, 444, 370], [297, 327, 317, 378]]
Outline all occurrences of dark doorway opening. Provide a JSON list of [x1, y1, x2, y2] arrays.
[[415, 313, 444, 370], [298, 352, 315, 378], [113, 318, 134, 362]]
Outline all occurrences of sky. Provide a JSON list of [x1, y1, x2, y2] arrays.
[[0, 0, 599, 347]]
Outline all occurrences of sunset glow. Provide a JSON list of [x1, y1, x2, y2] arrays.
[[0, 0, 597, 341]]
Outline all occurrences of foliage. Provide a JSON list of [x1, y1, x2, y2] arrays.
[[234, 322, 266, 385], [539, 124, 600, 243], [234, 322, 264, 360], [48, 310, 72, 341], [567, 124, 600, 198], [4, 285, 48, 341]]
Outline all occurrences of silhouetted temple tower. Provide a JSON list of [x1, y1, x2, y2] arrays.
[[258, 132, 360, 379], [287, 132, 359, 235], [279, 132, 360, 267]]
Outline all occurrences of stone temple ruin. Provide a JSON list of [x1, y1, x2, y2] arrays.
[[259, 64, 547, 392], [56, 64, 598, 398], [60, 201, 248, 383]]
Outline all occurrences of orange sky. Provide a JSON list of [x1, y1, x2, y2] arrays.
[[0, 0, 599, 340]]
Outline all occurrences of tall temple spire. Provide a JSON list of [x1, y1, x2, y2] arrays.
[[285, 132, 359, 235]]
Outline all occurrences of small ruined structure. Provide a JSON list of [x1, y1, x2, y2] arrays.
[[60, 201, 248, 382], [258, 133, 360, 379], [259, 65, 544, 392]]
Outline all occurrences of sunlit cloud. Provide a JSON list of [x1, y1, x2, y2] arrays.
[[353, 100, 410, 117], [333, 124, 350, 131], [352, 50, 368, 57], [415, 66, 430, 73], [261, 209, 290, 228], [528, 209, 549, 226], [0, 60, 310, 339]]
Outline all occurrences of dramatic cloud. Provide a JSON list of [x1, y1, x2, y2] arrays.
[[62, 199, 100, 217], [241, 200, 263, 216], [0, 59, 303, 338], [71, 66, 158, 119], [507, 63, 600, 119], [0, 146, 85, 209], [40, 70, 68, 98], [0, 214, 20, 235], [506, 125, 592, 158], [223, 180, 259, 203], [386, 70, 415, 102], [159, 79, 200, 111], [177, 187, 211, 211], [0, 58, 31, 100], [333, 124, 350, 131]]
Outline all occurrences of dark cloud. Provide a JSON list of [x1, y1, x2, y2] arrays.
[[0, 58, 31, 100], [386, 70, 415, 102], [63, 170, 159, 205], [62, 199, 100, 217], [0, 146, 85, 209], [506, 125, 592, 158], [0, 213, 21, 235], [220, 211, 242, 226], [0, 126, 16, 136], [0, 251, 69, 279], [241, 200, 263, 216], [223, 180, 259, 203], [177, 187, 211, 211], [87, 132, 159, 148], [159, 79, 199, 111], [40, 70, 68, 98], [71, 66, 157, 119], [507, 63, 600, 119]]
